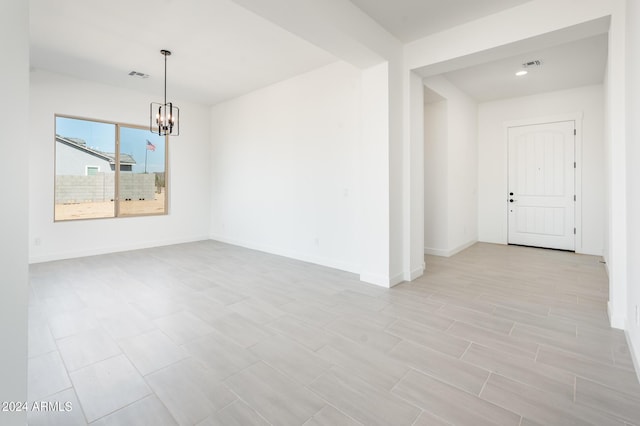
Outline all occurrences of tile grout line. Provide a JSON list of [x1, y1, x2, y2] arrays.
[[409, 410, 425, 426], [87, 393, 161, 425], [227, 389, 276, 426], [459, 340, 473, 360], [478, 371, 492, 398], [303, 372, 366, 425]]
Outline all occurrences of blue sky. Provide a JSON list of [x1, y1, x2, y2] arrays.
[[56, 116, 166, 173]]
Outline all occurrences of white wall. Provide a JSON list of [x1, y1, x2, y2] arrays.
[[447, 83, 479, 252], [388, 59, 407, 286], [423, 76, 478, 256], [478, 85, 605, 255], [606, 1, 628, 330], [360, 62, 392, 284], [0, 1, 29, 424], [227, 0, 410, 286], [424, 100, 448, 252], [406, 71, 425, 280], [625, 0, 640, 380], [210, 61, 362, 274], [29, 70, 211, 263]]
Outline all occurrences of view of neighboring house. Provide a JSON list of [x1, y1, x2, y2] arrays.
[[55, 135, 155, 203], [55, 135, 135, 175]]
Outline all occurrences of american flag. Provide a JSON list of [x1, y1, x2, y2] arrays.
[[146, 140, 156, 151]]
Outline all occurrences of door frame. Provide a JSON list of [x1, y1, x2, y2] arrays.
[[503, 112, 583, 253]]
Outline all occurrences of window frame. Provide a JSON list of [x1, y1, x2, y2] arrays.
[[54, 114, 169, 222]]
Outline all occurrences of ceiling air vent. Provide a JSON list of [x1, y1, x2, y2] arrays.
[[128, 71, 150, 79], [521, 60, 542, 68]]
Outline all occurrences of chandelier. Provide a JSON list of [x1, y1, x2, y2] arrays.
[[150, 49, 179, 136]]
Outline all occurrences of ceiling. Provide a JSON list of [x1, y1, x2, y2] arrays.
[[29, 0, 337, 106], [349, 0, 534, 43], [30, 0, 607, 106], [439, 34, 608, 103]]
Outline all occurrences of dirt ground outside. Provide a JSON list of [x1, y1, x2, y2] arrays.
[[55, 191, 166, 221]]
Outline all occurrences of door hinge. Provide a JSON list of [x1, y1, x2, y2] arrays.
[[574, 194, 576, 201], [574, 129, 576, 136], [574, 162, 576, 168], [574, 227, 576, 235]]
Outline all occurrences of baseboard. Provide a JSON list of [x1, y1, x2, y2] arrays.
[[210, 234, 360, 275], [358, 271, 404, 288], [576, 247, 604, 256], [424, 240, 477, 258], [408, 265, 424, 281], [624, 329, 640, 385], [390, 272, 405, 287], [449, 240, 477, 256], [608, 301, 626, 330], [358, 272, 390, 288], [424, 247, 450, 257], [29, 235, 210, 264]]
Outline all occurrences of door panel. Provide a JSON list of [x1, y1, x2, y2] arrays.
[[508, 121, 575, 250]]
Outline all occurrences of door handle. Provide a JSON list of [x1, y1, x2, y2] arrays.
[[509, 199, 517, 203]]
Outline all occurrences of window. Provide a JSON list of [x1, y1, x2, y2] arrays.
[[54, 115, 168, 221], [86, 166, 99, 176]]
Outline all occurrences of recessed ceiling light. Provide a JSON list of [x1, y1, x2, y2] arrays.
[[515, 70, 528, 77]]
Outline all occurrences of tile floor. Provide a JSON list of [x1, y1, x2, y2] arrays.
[[27, 241, 640, 425]]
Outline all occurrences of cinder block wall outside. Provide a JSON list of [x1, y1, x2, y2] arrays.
[[55, 173, 156, 203]]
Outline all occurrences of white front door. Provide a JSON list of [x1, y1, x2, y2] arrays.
[[507, 121, 575, 251]]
